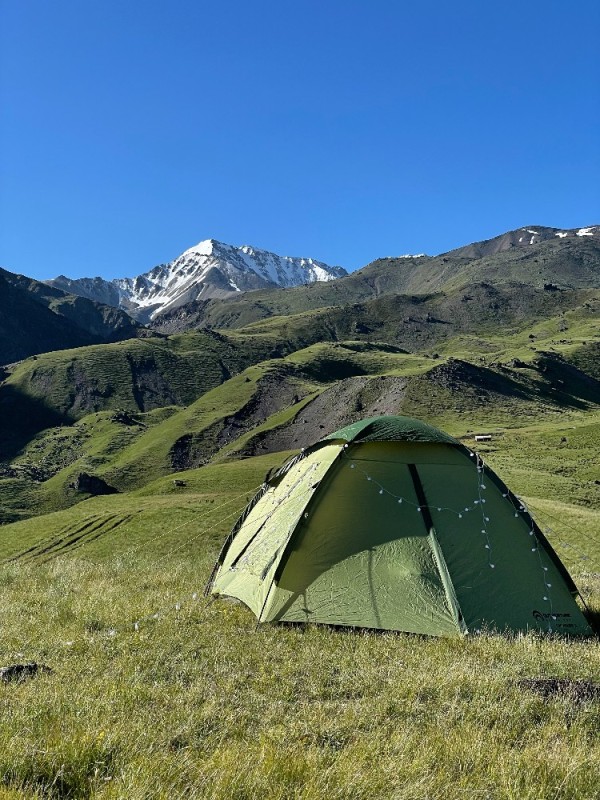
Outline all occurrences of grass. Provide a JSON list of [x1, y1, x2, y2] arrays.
[[0, 561, 598, 799], [0, 342, 446, 521]]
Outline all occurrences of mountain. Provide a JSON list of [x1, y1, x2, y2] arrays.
[[446, 225, 599, 259], [47, 239, 347, 324], [0, 267, 140, 365], [152, 227, 600, 333]]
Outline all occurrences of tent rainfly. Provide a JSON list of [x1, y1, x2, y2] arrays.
[[206, 416, 593, 637]]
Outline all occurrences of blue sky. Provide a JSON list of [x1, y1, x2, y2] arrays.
[[1, 0, 598, 281]]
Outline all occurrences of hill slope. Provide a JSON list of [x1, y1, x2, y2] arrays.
[[0, 267, 140, 364], [1, 223, 599, 527]]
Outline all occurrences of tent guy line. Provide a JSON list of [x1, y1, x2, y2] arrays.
[[118, 484, 264, 563]]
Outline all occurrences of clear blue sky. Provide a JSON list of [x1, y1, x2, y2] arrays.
[[1, 0, 598, 281]]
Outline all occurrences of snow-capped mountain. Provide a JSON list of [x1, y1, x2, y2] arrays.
[[47, 239, 347, 324]]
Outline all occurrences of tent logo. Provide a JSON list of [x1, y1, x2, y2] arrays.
[[533, 610, 572, 622]]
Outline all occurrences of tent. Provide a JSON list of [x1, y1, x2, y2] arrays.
[[206, 416, 592, 636]]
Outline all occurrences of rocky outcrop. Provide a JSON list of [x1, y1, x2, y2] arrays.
[[69, 472, 119, 496]]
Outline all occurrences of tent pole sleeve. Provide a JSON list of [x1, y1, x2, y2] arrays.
[[408, 464, 467, 634], [271, 445, 346, 587], [204, 445, 330, 596]]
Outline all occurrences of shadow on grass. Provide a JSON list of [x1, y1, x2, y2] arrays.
[[0, 384, 73, 460], [583, 606, 600, 636], [535, 354, 600, 407], [1, 742, 117, 800]]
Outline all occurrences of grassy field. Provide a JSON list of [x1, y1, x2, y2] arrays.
[[1, 559, 598, 800], [0, 416, 599, 800]]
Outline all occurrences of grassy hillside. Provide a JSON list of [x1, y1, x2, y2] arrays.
[[2, 305, 599, 525], [227, 283, 600, 354], [0, 344, 420, 521], [0, 330, 284, 461], [0, 267, 140, 364]]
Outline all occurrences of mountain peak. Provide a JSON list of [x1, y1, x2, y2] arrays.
[[46, 239, 347, 324], [181, 238, 222, 258]]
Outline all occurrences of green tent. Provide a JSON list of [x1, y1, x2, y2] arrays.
[[206, 416, 592, 637]]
